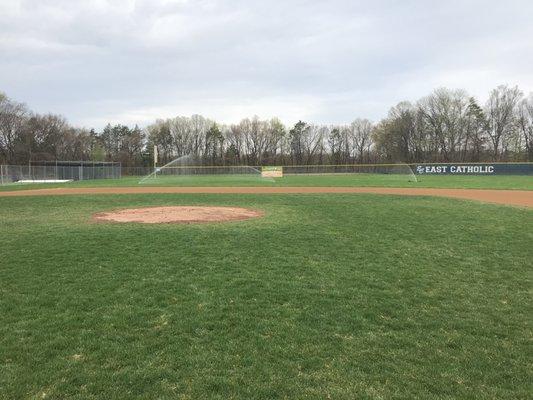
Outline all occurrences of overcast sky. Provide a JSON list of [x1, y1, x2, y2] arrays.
[[1, 0, 532, 129]]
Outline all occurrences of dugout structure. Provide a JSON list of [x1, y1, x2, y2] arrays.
[[0, 161, 121, 184]]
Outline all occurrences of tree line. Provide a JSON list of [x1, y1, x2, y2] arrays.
[[1, 85, 532, 167]]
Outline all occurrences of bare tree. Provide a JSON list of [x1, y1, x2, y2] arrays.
[[418, 88, 471, 161], [0, 93, 28, 163], [328, 127, 342, 164], [297, 124, 326, 164], [349, 119, 373, 162], [246, 117, 270, 165], [372, 101, 418, 162], [263, 118, 285, 164], [517, 95, 533, 161], [190, 114, 211, 159], [226, 123, 245, 164], [485, 85, 523, 159], [3, 86, 533, 166], [169, 116, 194, 157]]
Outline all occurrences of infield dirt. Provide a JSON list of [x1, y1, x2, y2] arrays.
[[1, 186, 532, 207]]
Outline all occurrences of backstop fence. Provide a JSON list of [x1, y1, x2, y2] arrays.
[[0, 161, 121, 184]]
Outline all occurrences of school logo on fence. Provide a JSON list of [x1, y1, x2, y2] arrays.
[[262, 166, 283, 178], [415, 165, 495, 174]]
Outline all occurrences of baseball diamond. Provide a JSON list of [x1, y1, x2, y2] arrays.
[[3, 2, 533, 397], [1, 166, 532, 399]]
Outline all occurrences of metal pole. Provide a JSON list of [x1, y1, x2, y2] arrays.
[[154, 145, 158, 178]]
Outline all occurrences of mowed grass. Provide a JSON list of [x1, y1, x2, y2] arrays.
[[1, 194, 532, 399], [1, 173, 532, 192]]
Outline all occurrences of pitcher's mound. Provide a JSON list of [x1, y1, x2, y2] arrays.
[[93, 206, 263, 224]]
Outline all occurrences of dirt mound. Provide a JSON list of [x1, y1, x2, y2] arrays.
[[93, 206, 263, 224]]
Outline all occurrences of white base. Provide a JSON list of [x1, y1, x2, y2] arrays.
[[17, 179, 73, 183]]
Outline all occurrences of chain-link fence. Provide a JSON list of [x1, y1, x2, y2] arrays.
[[0, 162, 121, 184], [121, 166, 152, 176], [122, 162, 533, 177], [281, 164, 414, 174]]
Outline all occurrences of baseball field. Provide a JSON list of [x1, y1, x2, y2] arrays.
[[1, 174, 532, 399]]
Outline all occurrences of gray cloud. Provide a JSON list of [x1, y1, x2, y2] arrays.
[[1, 0, 532, 129]]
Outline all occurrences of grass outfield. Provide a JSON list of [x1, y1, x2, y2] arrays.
[[1, 173, 532, 191], [1, 193, 532, 399]]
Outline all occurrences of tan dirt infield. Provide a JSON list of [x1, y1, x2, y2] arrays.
[[93, 206, 263, 224], [1, 187, 532, 208]]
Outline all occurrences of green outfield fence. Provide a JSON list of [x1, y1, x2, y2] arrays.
[[410, 162, 533, 175], [2, 162, 532, 184], [122, 162, 533, 176], [281, 162, 533, 175]]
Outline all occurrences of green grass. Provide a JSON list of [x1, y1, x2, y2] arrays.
[[1, 193, 532, 399], [1, 173, 532, 191]]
